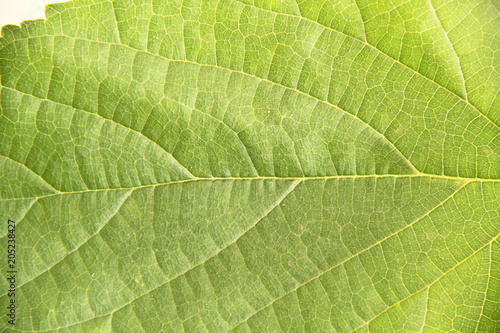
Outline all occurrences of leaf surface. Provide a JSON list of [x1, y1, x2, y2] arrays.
[[0, 0, 499, 331]]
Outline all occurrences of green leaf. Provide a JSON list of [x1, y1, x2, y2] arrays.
[[0, 0, 499, 331]]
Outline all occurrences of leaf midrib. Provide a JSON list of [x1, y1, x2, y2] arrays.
[[1, 173, 499, 203]]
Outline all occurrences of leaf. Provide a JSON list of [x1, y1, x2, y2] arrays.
[[0, 0, 499, 331]]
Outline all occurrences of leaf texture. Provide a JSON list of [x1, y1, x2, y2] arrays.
[[0, 0, 499, 332]]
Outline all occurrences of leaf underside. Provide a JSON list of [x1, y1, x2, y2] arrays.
[[0, 0, 499, 332]]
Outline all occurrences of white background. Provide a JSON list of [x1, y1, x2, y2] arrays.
[[0, 0, 68, 27]]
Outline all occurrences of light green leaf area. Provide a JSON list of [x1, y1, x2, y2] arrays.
[[0, 0, 499, 331]]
